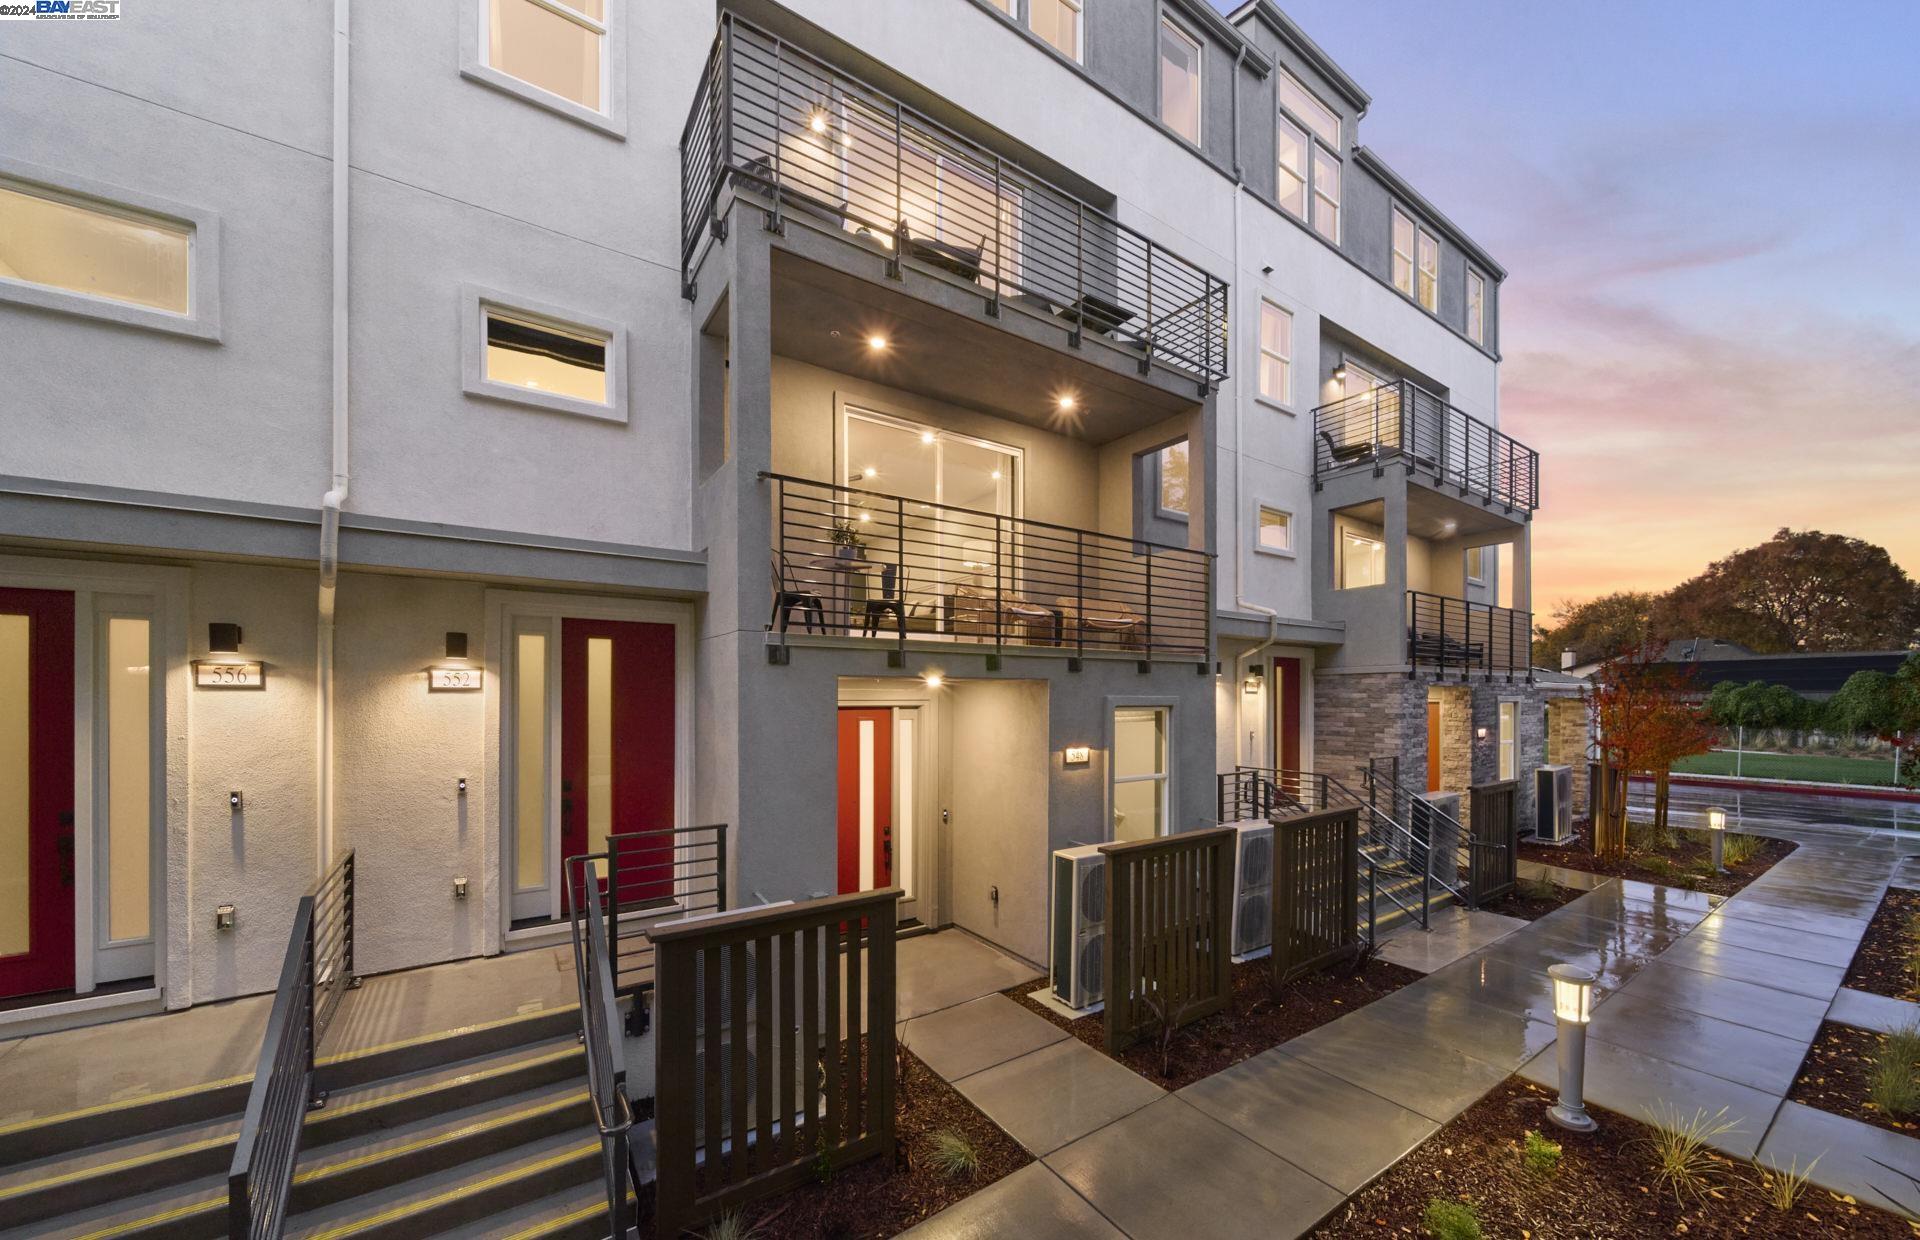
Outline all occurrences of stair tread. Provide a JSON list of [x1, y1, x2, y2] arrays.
[[449, 1181, 619, 1240], [0, 1112, 238, 1197], [286, 1128, 601, 1238], [0, 1168, 228, 1240], [314, 1038, 584, 1130], [294, 1080, 591, 1182]]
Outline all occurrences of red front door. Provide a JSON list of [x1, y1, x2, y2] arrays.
[[1271, 656, 1302, 774], [835, 708, 893, 893], [560, 618, 676, 913], [0, 588, 76, 1000]]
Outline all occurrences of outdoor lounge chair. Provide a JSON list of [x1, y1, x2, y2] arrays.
[[1319, 428, 1378, 466], [903, 232, 986, 282]]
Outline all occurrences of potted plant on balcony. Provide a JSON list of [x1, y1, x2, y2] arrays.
[[831, 519, 867, 561]]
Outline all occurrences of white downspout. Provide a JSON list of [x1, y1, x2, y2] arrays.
[[1226, 44, 1279, 768], [318, 0, 350, 868]]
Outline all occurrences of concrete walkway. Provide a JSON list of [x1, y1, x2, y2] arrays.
[[907, 824, 1920, 1238]]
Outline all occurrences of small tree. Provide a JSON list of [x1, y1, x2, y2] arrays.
[[1588, 643, 1717, 858]]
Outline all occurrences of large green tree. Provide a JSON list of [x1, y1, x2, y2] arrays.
[[1532, 590, 1659, 667], [1654, 529, 1920, 654]]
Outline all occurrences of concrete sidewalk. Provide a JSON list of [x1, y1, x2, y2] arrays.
[[906, 825, 1920, 1238]]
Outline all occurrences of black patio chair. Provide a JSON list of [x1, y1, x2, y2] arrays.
[[860, 563, 914, 638], [770, 553, 826, 634]]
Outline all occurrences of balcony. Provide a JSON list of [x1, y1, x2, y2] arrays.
[[682, 16, 1230, 389], [765, 473, 1211, 663], [1406, 590, 1532, 680], [1314, 380, 1539, 514]]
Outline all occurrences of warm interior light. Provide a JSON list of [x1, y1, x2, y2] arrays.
[[1332, 363, 1348, 381], [990, 469, 1002, 480], [1057, 394, 1076, 411], [920, 431, 935, 445], [1476, 726, 1490, 740], [858, 512, 871, 522], [1549, 963, 1595, 1024], [809, 111, 828, 134], [867, 334, 888, 350], [862, 466, 878, 478], [922, 672, 944, 689], [1705, 806, 1728, 832]]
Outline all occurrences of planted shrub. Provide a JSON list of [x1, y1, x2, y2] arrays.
[[1868, 1025, 1920, 1118], [922, 1129, 980, 1181], [1516, 876, 1559, 902], [1423, 1197, 1484, 1240], [1641, 1102, 1742, 1201], [1720, 833, 1765, 867], [1755, 1154, 1820, 1211], [1522, 1129, 1562, 1176]]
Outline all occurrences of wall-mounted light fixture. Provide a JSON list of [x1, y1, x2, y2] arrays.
[[1064, 745, 1091, 766], [196, 623, 264, 688], [208, 623, 242, 653], [921, 671, 944, 690], [452, 876, 470, 900], [1332, 362, 1348, 383], [1475, 725, 1490, 741], [214, 903, 236, 931], [428, 631, 483, 691], [1243, 665, 1265, 696]]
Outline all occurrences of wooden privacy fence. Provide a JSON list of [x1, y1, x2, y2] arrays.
[[652, 888, 901, 1237], [1467, 779, 1518, 904], [1100, 827, 1234, 1055], [1271, 808, 1361, 986]]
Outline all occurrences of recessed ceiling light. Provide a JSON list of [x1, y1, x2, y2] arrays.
[[867, 334, 888, 350], [920, 431, 935, 445], [1057, 394, 1077, 411], [922, 672, 944, 689]]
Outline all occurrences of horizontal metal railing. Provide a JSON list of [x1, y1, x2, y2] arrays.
[[682, 15, 1230, 386], [766, 472, 1211, 661], [1406, 590, 1532, 679], [1216, 766, 1344, 821], [228, 850, 356, 1239], [1313, 380, 1538, 512], [602, 824, 728, 1006]]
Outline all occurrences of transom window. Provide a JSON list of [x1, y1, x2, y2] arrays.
[[1258, 507, 1292, 554], [1467, 270, 1487, 345], [0, 180, 189, 315], [1158, 17, 1203, 145], [484, 309, 610, 404], [483, 0, 608, 112], [1029, 0, 1082, 61], [1277, 71, 1342, 243], [1258, 300, 1292, 404], [1112, 706, 1170, 842], [1392, 208, 1438, 310]]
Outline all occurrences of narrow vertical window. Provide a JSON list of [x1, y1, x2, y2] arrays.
[[514, 633, 548, 892], [105, 618, 151, 942], [585, 635, 613, 860], [1158, 441, 1190, 517], [1498, 701, 1518, 781], [1391, 209, 1416, 297], [1029, 0, 1082, 61], [485, 0, 607, 112], [1258, 300, 1292, 404], [0, 615, 28, 957], [1159, 17, 1202, 145], [1417, 227, 1439, 311], [1467, 270, 1486, 345], [1275, 117, 1308, 220], [1112, 707, 1169, 841], [1311, 147, 1340, 243]]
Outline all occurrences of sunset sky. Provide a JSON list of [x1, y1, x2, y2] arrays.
[[1219, 0, 1920, 618]]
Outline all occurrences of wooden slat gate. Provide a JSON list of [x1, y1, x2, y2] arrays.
[[1100, 827, 1234, 1055], [1271, 807, 1361, 986], [651, 888, 900, 1237], [1467, 779, 1518, 903]]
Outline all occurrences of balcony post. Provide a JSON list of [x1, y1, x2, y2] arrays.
[[1071, 201, 1085, 348], [895, 495, 907, 663], [1074, 531, 1086, 663], [993, 513, 1005, 659], [1144, 237, 1155, 358], [1144, 551, 1154, 657], [990, 155, 1004, 315], [768, 38, 785, 232], [890, 99, 905, 279]]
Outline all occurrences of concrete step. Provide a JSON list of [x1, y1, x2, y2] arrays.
[[460, 1181, 631, 1240]]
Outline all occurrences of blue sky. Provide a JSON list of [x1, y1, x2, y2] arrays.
[[1217, 0, 1920, 608]]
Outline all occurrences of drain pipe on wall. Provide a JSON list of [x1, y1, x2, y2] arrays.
[[317, 0, 351, 869], [1226, 44, 1280, 768]]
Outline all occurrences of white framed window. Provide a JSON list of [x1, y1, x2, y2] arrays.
[[1030, 0, 1083, 62], [461, 285, 627, 423], [1275, 116, 1308, 220], [1112, 706, 1170, 842], [1278, 70, 1339, 148], [1159, 16, 1203, 145], [1158, 441, 1189, 518], [0, 159, 220, 340], [1417, 228, 1439, 311], [1467, 269, 1487, 345], [464, 0, 623, 136], [1465, 546, 1485, 584], [1256, 506, 1293, 556], [1337, 528, 1386, 589], [1311, 146, 1341, 243], [1391, 209, 1416, 297], [1257, 300, 1292, 405], [1498, 700, 1518, 781], [985, 0, 1014, 12]]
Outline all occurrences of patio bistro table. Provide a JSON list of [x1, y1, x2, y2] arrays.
[[806, 556, 883, 636]]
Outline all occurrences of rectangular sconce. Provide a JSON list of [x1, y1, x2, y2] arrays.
[[208, 622, 243, 653], [1064, 745, 1091, 766], [194, 660, 265, 689], [445, 631, 468, 659]]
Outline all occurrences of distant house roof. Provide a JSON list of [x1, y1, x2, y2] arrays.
[[1673, 650, 1911, 698], [1656, 637, 1758, 663]]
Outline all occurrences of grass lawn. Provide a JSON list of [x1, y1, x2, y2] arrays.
[[1671, 748, 1900, 786]]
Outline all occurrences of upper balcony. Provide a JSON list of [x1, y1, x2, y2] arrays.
[[681, 16, 1230, 390], [1313, 380, 1538, 516]]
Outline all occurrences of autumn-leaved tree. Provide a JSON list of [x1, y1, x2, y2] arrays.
[[1531, 591, 1659, 668], [1586, 642, 1717, 858], [1655, 529, 1920, 653]]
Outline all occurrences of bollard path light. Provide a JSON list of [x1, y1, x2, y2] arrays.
[[1705, 805, 1728, 874], [1546, 962, 1599, 1133]]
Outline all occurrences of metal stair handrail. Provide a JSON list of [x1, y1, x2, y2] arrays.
[[1360, 761, 1486, 909], [227, 849, 356, 1239], [566, 854, 637, 1240]]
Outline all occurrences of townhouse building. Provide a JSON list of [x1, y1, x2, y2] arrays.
[[0, 0, 1581, 1036]]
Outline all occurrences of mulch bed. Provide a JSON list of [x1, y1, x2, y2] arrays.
[[1844, 888, 1920, 1002], [1788, 1021, 1920, 1139], [1476, 877, 1585, 922], [1518, 825, 1794, 898], [639, 1046, 1030, 1239], [1006, 954, 1421, 1092], [1312, 1077, 1919, 1239]]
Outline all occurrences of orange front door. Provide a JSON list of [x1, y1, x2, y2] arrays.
[[1426, 700, 1442, 792], [835, 708, 893, 893], [0, 588, 76, 1000]]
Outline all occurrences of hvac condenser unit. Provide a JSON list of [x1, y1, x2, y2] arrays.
[[1535, 764, 1574, 843], [1231, 821, 1275, 958], [1049, 844, 1106, 1013]]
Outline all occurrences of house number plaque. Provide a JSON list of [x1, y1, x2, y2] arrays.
[[194, 660, 265, 689], [428, 667, 484, 691]]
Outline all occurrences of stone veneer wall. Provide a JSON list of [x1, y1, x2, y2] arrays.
[[1546, 698, 1591, 818], [1313, 672, 1429, 790]]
